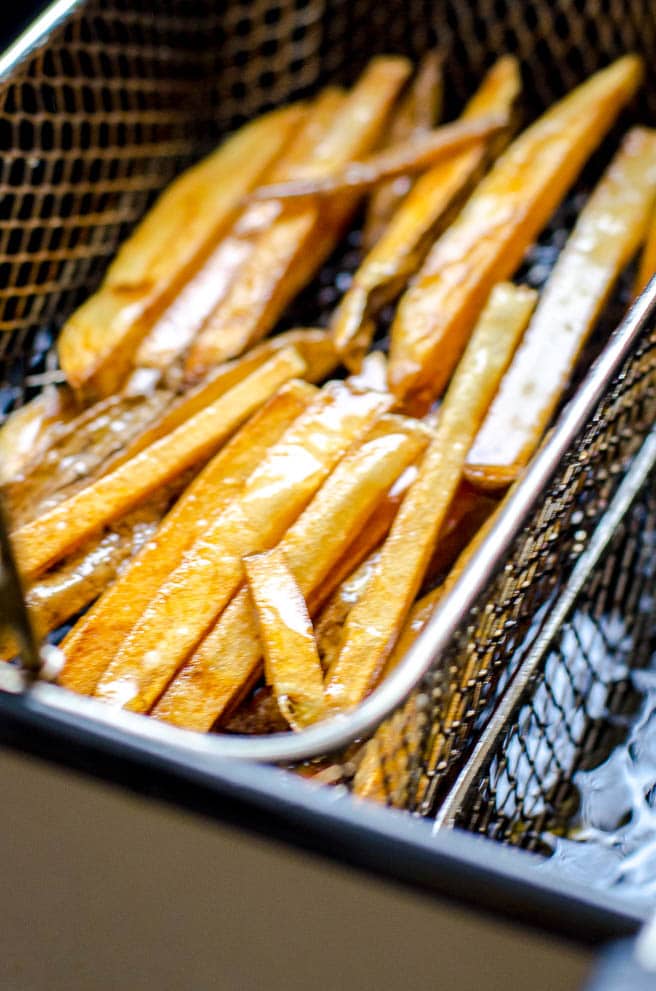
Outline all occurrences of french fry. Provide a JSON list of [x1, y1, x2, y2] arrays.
[[95, 384, 393, 712], [333, 57, 521, 368], [57, 105, 306, 398], [245, 548, 326, 730], [106, 329, 338, 471], [58, 380, 316, 695], [351, 693, 422, 805], [152, 412, 430, 729], [0, 387, 77, 486], [134, 89, 346, 374], [388, 55, 644, 402], [183, 57, 412, 381], [315, 549, 382, 675], [12, 348, 306, 581], [635, 201, 656, 296], [4, 390, 172, 528], [0, 501, 165, 661], [362, 51, 443, 250], [250, 114, 508, 203], [324, 282, 537, 710], [466, 127, 656, 491]]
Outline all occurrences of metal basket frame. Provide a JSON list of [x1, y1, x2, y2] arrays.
[[1, 0, 656, 942]]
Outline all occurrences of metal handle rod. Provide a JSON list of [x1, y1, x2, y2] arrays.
[[0, 496, 41, 676]]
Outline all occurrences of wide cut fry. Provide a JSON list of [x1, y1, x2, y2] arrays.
[[0, 501, 164, 661], [12, 348, 306, 581], [183, 57, 411, 380], [58, 380, 315, 695], [635, 201, 656, 296], [0, 387, 76, 486], [324, 282, 537, 710], [333, 57, 521, 367], [388, 55, 643, 401], [245, 548, 326, 731], [134, 89, 346, 374], [95, 384, 393, 712], [57, 105, 305, 398], [152, 413, 430, 729], [4, 391, 172, 528], [467, 127, 656, 491], [363, 51, 443, 250], [250, 115, 508, 204], [107, 329, 337, 471]]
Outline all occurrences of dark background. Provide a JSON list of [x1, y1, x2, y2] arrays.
[[2, 2, 45, 50]]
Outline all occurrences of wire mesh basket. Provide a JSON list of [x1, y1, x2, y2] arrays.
[[1, 0, 656, 881]]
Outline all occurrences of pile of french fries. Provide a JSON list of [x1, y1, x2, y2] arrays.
[[2, 50, 656, 746]]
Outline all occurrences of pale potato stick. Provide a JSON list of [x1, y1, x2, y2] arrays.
[[153, 412, 429, 729], [467, 127, 656, 492], [57, 105, 305, 398], [13, 348, 306, 581], [0, 387, 77, 485], [250, 114, 508, 203], [635, 201, 656, 296], [96, 384, 392, 712], [333, 57, 521, 368], [245, 548, 326, 730], [362, 51, 443, 249], [388, 56, 644, 402], [0, 502, 164, 661], [324, 282, 537, 710], [4, 391, 172, 528], [134, 90, 346, 374], [58, 379, 315, 696], [183, 57, 411, 380], [107, 329, 338, 471]]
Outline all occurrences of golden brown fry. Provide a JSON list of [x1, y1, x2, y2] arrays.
[[58, 379, 315, 696], [324, 282, 537, 710], [0, 502, 165, 661], [333, 57, 521, 368], [134, 89, 346, 374], [388, 55, 644, 402], [250, 114, 508, 203], [245, 548, 326, 730], [107, 329, 338, 471], [57, 105, 305, 398], [635, 201, 656, 296], [95, 383, 393, 713], [362, 51, 443, 249], [315, 549, 382, 675], [467, 127, 656, 492], [183, 57, 412, 381], [13, 348, 306, 581], [3, 391, 172, 528], [0, 387, 77, 486], [152, 412, 429, 729]]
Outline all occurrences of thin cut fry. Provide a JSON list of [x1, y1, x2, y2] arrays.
[[58, 380, 315, 695], [245, 548, 326, 730], [635, 202, 656, 296], [107, 329, 338, 471], [388, 55, 644, 401], [152, 413, 430, 729], [13, 348, 306, 581], [333, 57, 521, 367], [183, 57, 412, 381], [467, 127, 656, 491], [250, 115, 508, 203], [325, 282, 537, 710], [134, 89, 346, 374], [57, 104, 305, 398], [95, 384, 393, 712], [0, 501, 165, 661], [0, 387, 76, 486], [363, 51, 443, 249]]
